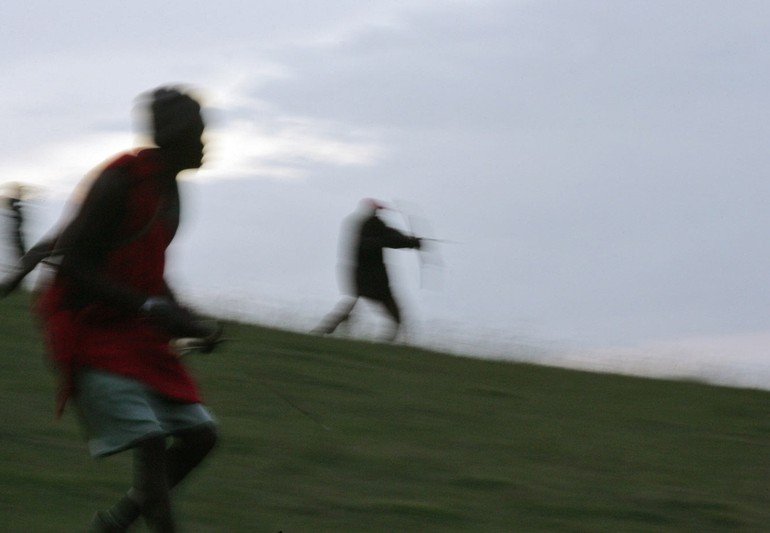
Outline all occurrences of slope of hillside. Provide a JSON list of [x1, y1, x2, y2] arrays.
[[1, 291, 768, 531]]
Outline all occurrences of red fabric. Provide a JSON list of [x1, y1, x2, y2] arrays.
[[37, 149, 201, 416]]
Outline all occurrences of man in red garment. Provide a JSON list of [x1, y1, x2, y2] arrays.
[[1, 87, 220, 532]]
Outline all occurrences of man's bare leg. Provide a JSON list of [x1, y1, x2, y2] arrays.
[[313, 296, 358, 335], [377, 294, 402, 342], [91, 425, 217, 532]]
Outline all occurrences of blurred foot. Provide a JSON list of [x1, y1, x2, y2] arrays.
[[310, 323, 335, 335], [88, 510, 127, 533]]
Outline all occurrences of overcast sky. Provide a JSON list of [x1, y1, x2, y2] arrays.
[[2, 1, 770, 388]]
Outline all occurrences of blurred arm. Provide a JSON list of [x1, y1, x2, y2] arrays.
[[360, 217, 420, 250], [0, 237, 57, 297], [54, 167, 146, 312]]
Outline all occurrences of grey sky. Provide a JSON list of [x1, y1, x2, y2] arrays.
[[2, 1, 770, 386]]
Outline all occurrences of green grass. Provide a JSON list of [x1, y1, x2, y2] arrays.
[[1, 290, 769, 531]]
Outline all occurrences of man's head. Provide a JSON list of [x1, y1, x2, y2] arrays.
[[147, 86, 205, 170], [359, 198, 387, 214]]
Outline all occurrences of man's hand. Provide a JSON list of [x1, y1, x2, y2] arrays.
[[0, 269, 26, 299], [0, 280, 12, 299], [171, 322, 225, 355], [0, 238, 58, 300], [140, 296, 215, 339]]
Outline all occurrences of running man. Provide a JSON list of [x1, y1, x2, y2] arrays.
[[315, 199, 421, 342], [1, 86, 221, 532], [2, 183, 27, 259]]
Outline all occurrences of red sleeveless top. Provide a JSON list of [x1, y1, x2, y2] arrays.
[[38, 149, 201, 414]]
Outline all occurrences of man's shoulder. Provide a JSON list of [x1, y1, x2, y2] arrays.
[[79, 154, 138, 207], [103, 148, 162, 175], [363, 214, 386, 227], [104, 151, 136, 170], [89, 148, 163, 192]]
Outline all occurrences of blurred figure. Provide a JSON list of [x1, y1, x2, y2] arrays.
[[315, 198, 421, 342], [0, 86, 220, 532], [1, 182, 27, 259]]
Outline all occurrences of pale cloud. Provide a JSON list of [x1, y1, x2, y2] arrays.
[[196, 101, 388, 182], [197, 121, 387, 181], [285, 10, 408, 50], [0, 63, 388, 191], [0, 131, 134, 196], [0, 109, 388, 191]]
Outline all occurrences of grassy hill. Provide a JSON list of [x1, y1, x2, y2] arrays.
[[0, 290, 768, 531]]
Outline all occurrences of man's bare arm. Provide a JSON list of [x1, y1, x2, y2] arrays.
[[57, 168, 215, 338], [55, 167, 147, 312], [0, 237, 57, 297]]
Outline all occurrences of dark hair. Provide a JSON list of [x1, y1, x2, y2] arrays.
[[149, 86, 203, 147]]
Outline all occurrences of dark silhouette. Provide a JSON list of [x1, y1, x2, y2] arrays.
[[315, 199, 421, 342], [1, 86, 220, 532], [2, 183, 26, 259]]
